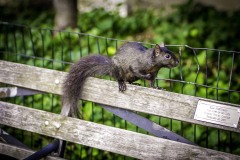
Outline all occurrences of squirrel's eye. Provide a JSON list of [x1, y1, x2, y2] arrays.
[[164, 54, 171, 59]]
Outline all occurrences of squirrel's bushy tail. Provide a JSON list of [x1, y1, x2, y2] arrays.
[[61, 55, 111, 118]]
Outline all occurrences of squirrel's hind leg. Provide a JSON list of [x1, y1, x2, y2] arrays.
[[118, 80, 127, 92]]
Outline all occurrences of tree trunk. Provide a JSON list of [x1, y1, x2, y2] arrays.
[[53, 0, 77, 31]]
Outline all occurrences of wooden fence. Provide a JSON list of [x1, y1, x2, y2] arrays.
[[0, 60, 240, 159]]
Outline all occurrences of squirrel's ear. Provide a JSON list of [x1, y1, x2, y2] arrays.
[[154, 44, 162, 57], [160, 42, 165, 47]]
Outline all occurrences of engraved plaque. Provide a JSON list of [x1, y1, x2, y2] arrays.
[[194, 100, 240, 128]]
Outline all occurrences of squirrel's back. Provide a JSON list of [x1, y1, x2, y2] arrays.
[[116, 42, 147, 55], [113, 42, 150, 67]]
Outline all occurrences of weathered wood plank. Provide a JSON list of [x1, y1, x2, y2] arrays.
[[0, 60, 240, 133], [0, 143, 65, 160], [1, 101, 239, 160]]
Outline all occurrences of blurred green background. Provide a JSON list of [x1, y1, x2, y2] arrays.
[[0, 0, 240, 159]]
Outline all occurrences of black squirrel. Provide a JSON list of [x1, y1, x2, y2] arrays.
[[61, 42, 179, 117]]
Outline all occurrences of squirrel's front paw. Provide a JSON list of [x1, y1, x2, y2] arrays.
[[151, 86, 166, 91]]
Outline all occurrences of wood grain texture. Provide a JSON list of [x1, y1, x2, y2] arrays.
[[0, 60, 240, 133], [1, 101, 239, 160], [0, 143, 65, 160]]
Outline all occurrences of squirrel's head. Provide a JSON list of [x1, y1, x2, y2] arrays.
[[152, 42, 179, 68]]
